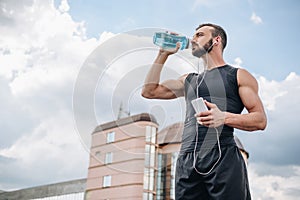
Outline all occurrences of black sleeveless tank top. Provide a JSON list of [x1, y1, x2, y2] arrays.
[[181, 65, 244, 152]]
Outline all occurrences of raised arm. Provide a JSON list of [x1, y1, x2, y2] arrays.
[[141, 47, 187, 99]]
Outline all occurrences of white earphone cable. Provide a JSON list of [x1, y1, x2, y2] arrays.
[[192, 44, 222, 175]]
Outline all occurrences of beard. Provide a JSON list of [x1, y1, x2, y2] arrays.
[[192, 38, 213, 58]]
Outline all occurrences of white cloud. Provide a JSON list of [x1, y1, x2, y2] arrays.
[[258, 72, 300, 111], [248, 164, 300, 200], [250, 12, 263, 24], [0, 0, 101, 189], [99, 31, 115, 43], [58, 0, 70, 13], [0, 0, 146, 190], [0, 111, 89, 189], [0, 0, 98, 81], [0, 111, 86, 164], [231, 57, 243, 68]]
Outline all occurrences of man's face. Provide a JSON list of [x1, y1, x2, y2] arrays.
[[191, 26, 214, 58]]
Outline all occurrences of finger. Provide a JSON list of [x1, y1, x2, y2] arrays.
[[201, 110, 210, 116], [175, 42, 181, 50], [204, 100, 216, 109], [196, 117, 203, 125], [201, 116, 212, 122], [194, 111, 210, 117], [201, 120, 211, 127], [169, 31, 179, 35], [196, 116, 212, 125]]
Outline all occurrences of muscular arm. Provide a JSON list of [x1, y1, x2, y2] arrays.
[[224, 69, 267, 131], [141, 48, 186, 99]]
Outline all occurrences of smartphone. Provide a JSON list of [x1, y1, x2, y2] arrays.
[[191, 97, 208, 113]]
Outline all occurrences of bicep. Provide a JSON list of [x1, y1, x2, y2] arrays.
[[144, 74, 187, 99], [158, 75, 186, 99], [238, 69, 263, 112]]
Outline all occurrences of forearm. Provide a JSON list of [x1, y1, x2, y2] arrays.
[[142, 52, 169, 97], [144, 52, 168, 85], [224, 111, 267, 131]]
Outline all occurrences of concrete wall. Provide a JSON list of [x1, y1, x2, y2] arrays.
[[0, 178, 86, 200]]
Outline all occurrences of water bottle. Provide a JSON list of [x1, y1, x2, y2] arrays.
[[153, 32, 190, 50]]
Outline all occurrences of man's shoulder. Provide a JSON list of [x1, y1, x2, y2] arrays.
[[236, 68, 258, 87], [184, 72, 198, 82], [224, 64, 239, 72]]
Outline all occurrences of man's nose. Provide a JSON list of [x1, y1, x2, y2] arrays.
[[191, 39, 197, 45], [191, 36, 198, 44]]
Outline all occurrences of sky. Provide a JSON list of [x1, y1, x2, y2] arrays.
[[0, 0, 300, 199]]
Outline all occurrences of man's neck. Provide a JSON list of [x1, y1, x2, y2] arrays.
[[202, 53, 226, 70]]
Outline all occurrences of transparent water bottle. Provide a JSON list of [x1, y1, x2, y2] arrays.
[[153, 32, 190, 50]]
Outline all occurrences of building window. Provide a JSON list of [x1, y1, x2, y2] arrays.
[[144, 144, 156, 167], [106, 131, 115, 143], [95, 151, 101, 158], [145, 126, 156, 144], [143, 192, 148, 200], [144, 126, 157, 199], [143, 168, 155, 191], [143, 192, 153, 200], [103, 175, 111, 187], [105, 152, 113, 164], [156, 153, 167, 199], [94, 151, 101, 163], [170, 152, 179, 199]]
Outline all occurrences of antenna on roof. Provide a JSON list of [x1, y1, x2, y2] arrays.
[[117, 101, 130, 119]]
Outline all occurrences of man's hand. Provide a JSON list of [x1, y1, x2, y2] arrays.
[[194, 100, 225, 128], [158, 42, 181, 56]]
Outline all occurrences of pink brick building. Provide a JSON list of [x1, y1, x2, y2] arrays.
[[85, 113, 248, 200]]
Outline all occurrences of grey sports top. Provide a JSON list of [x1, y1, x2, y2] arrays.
[[181, 65, 244, 152]]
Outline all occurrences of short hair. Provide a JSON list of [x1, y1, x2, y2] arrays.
[[196, 23, 227, 51]]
